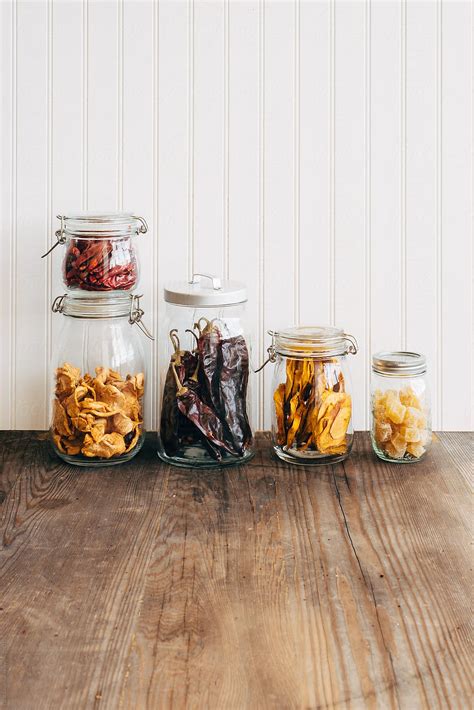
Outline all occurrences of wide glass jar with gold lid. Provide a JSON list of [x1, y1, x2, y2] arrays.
[[50, 292, 151, 466], [268, 326, 358, 465]]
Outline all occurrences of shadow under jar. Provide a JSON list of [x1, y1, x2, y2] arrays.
[[269, 327, 358, 465], [157, 273, 254, 468], [371, 351, 432, 462], [44, 212, 148, 292], [50, 292, 151, 466]]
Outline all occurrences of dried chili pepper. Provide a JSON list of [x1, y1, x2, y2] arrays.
[[217, 334, 252, 454], [64, 238, 137, 291], [171, 364, 236, 459]]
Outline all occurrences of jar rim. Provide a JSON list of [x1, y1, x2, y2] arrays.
[[372, 351, 426, 376], [59, 212, 146, 239], [270, 326, 358, 358], [53, 292, 134, 319]]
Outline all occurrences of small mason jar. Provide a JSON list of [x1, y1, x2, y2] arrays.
[[157, 273, 254, 468], [44, 213, 148, 292], [50, 292, 152, 466], [269, 326, 358, 465], [370, 352, 432, 463]]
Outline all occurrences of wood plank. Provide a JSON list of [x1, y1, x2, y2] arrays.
[[0, 431, 471, 709]]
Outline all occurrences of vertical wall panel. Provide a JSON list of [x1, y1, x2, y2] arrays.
[[441, 1, 472, 430], [263, 0, 295, 426], [122, 0, 154, 426], [227, 0, 260, 428], [157, 0, 190, 428], [334, 1, 367, 429], [0, 0, 14, 427], [50, 0, 83, 423], [299, 0, 331, 326], [0, 0, 472, 432], [405, 1, 438, 426], [193, 0, 225, 276], [15, 1, 48, 427], [87, 1, 119, 209], [370, 1, 402, 356]]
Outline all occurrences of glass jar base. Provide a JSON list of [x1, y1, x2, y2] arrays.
[[273, 445, 351, 466], [52, 436, 144, 467], [373, 449, 427, 464], [157, 441, 254, 469]]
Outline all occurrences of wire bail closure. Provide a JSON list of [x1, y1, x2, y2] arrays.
[[129, 294, 154, 340], [41, 215, 67, 258], [255, 331, 278, 373], [344, 333, 359, 355], [51, 293, 66, 313]]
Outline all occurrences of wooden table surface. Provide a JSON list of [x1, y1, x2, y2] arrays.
[[0, 431, 471, 709]]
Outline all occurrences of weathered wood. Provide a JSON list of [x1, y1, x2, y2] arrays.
[[0, 431, 471, 709]]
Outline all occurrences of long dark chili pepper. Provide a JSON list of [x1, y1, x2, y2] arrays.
[[218, 334, 252, 454], [171, 364, 236, 459]]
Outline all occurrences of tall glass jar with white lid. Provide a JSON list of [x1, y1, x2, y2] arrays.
[[50, 292, 151, 466], [371, 351, 432, 462], [43, 212, 148, 292], [269, 326, 358, 465], [157, 273, 254, 468]]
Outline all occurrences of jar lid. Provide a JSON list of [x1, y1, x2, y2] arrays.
[[271, 326, 358, 358], [58, 212, 148, 239], [52, 292, 137, 319], [164, 273, 247, 307], [372, 351, 426, 376]]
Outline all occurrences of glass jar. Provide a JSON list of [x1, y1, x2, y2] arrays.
[[370, 351, 432, 462], [269, 326, 358, 465], [157, 273, 254, 468], [43, 213, 148, 291], [50, 292, 151, 466]]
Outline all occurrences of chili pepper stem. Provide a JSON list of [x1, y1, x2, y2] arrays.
[[171, 362, 188, 396]]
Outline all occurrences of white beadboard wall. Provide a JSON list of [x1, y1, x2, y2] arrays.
[[0, 0, 472, 432]]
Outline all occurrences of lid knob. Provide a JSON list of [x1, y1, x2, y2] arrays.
[[190, 273, 222, 290]]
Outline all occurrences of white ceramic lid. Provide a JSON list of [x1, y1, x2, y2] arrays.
[[164, 273, 247, 307]]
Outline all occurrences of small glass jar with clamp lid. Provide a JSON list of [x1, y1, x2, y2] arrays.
[[43, 212, 148, 292], [371, 351, 432, 462], [267, 326, 358, 465], [50, 292, 152, 466], [157, 273, 254, 468]]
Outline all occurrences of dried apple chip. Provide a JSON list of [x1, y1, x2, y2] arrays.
[[82, 432, 127, 459]]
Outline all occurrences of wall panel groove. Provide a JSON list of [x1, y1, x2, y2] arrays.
[[0, 0, 471, 432]]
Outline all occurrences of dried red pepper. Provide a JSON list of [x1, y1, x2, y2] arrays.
[[64, 238, 138, 291]]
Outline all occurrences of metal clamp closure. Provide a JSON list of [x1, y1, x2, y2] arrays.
[[255, 331, 278, 373], [344, 333, 358, 355], [41, 215, 67, 258], [129, 294, 154, 340], [51, 294, 66, 313], [133, 216, 148, 234]]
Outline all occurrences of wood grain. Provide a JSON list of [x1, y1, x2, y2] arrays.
[[0, 431, 471, 709]]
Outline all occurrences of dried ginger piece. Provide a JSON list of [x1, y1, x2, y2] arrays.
[[372, 385, 430, 460]]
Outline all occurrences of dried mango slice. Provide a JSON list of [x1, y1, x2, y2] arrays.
[[273, 383, 286, 445]]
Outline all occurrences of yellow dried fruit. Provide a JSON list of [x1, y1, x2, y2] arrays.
[[373, 386, 429, 461]]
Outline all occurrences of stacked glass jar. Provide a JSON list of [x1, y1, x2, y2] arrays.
[[45, 213, 151, 466]]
